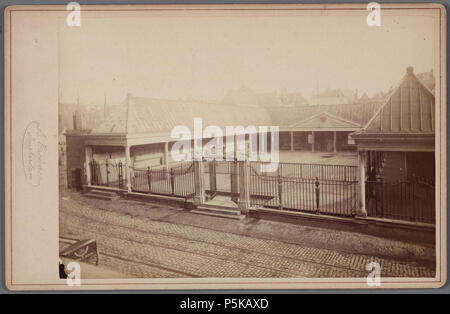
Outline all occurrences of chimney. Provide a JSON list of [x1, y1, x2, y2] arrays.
[[73, 110, 82, 130], [73, 113, 77, 130], [406, 66, 414, 74]]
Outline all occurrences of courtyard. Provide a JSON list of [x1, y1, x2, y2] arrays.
[[273, 151, 358, 166]]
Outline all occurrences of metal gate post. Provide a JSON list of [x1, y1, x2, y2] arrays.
[[278, 175, 283, 210], [170, 167, 175, 196], [315, 177, 320, 214], [147, 166, 152, 193], [118, 161, 123, 189]]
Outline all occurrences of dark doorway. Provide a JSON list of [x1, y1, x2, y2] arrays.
[[314, 132, 334, 152]]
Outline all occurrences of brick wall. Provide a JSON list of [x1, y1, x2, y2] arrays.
[[65, 132, 88, 188]]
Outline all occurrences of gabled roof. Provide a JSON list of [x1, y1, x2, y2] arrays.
[[290, 112, 361, 129], [359, 66, 435, 135], [267, 102, 382, 128]]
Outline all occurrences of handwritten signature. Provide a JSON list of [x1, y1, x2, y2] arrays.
[[22, 121, 47, 187]]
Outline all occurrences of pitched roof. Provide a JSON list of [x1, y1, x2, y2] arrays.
[[90, 95, 273, 135], [361, 66, 435, 134], [90, 95, 384, 136]]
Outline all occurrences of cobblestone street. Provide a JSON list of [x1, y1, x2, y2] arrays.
[[60, 188, 435, 279]]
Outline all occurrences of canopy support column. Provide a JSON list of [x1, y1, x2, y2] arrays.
[[125, 145, 132, 193], [164, 142, 169, 171]]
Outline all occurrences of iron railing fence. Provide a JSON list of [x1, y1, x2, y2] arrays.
[[366, 178, 435, 224], [130, 162, 195, 197], [249, 171, 357, 217], [248, 161, 358, 181], [248, 161, 358, 217]]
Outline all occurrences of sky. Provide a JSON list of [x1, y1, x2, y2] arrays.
[[59, 11, 436, 107]]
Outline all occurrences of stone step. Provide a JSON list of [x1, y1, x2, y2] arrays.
[[89, 190, 119, 197], [196, 205, 242, 216], [83, 190, 119, 201], [190, 209, 245, 220]]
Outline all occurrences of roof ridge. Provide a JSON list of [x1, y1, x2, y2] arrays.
[[361, 71, 409, 130], [360, 67, 435, 133]]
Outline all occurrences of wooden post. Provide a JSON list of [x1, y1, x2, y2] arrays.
[[125, 145, 132, 193], [290, 131, 294, 152], [164, 142, 169, 170], [311, 131, 315, 152], [85, 146, 92, 186], [357, 150, 368, 217]]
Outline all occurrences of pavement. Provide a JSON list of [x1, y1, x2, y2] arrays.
[[59, 187, 435, 279]]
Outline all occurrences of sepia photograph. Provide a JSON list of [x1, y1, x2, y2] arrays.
[[3, 3, 446, 291]]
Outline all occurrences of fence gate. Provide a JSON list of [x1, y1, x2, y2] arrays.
[[90, 160, 124, 189], [130, 162, 195, 198], [203, 160, 240, 202]]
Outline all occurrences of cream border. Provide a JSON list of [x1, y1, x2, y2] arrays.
[[3, 3, 447, 291]]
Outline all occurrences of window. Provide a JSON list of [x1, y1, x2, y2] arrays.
[[347, 134, 355, 145]]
